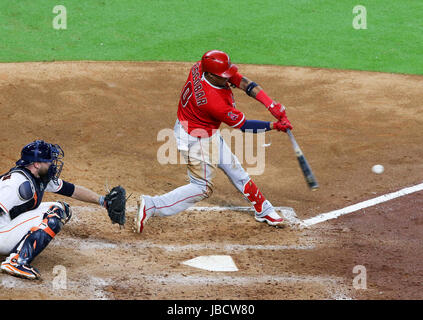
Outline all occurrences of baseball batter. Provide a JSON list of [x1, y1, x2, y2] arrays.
[[135, 50, 292, 233], [0, 140, 126, 280]]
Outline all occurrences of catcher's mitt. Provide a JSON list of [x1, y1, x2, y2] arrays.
[[104, 185, 126, 226]]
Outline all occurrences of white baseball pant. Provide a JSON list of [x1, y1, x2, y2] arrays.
[[0, 202, 63, 255], [143, 120, 274, 217]]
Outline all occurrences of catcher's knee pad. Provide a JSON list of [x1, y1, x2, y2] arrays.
[[56, 201, 72, 224], [10, 203, 71, 265], [43, 202, 72, 233], [243, 179, 266, 213]]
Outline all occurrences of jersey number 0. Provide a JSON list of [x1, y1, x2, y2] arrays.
[[180, 81, 192, 107]]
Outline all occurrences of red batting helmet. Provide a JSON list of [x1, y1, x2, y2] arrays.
[[201, 50, 238, 78]]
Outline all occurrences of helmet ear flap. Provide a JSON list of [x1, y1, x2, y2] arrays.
[[201, 50, 238, 78]]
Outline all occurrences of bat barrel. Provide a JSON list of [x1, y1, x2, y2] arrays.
[[308, 179, 319, 190], [287, 129, 319, 191]]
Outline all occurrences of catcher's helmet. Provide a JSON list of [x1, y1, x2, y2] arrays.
[[201, 50, 238, 78], [16, 140, 64, 182]]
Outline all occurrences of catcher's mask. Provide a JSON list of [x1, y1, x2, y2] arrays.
[[16, 140, 64, 183]]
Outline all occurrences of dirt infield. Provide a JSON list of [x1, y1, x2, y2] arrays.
[[0, 61, 422, 300]]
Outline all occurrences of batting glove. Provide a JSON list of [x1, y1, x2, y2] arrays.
[[273, 118, 293, 132]]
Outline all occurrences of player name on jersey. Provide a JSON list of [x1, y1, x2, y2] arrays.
[[192, 63, 207, 106]]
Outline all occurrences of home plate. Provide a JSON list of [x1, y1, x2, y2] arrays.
[[181, 255, 238, 272]]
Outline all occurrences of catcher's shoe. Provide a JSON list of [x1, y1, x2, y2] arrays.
[[134, 196, 153, 233], [1, 254, 41, 280]]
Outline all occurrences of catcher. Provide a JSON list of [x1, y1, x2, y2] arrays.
[[0, 140, 126, 280]]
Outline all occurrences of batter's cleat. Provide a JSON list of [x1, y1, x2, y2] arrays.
[[255, 210, 285, 227], [1, 254, 41, 280], [134, 196, 152, 233]]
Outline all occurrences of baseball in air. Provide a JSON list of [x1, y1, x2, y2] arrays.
[[372, 164, 384, 174]]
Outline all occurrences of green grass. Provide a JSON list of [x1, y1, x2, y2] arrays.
[[0, 0, 422, 74]]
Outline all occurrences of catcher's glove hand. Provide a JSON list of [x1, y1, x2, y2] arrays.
[[104, 185, 127, 226]]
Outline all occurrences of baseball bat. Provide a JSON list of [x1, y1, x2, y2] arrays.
[[286, 129, 319, 191]]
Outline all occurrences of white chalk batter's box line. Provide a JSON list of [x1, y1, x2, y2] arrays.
[[186, 182, 423, 227], [52, 237, 315, 251], [301, 182, 423, 227], [72, 181, 423, 228], [0, 272, 352, 300]]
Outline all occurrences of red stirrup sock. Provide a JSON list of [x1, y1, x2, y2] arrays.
[[243, 179, 266, 213]]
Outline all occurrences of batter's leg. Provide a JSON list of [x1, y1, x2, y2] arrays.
[[217, 135, 284, 226], [134, 149, 216, 233]]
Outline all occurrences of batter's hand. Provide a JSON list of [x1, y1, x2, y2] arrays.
[[267, 102, 286, 121], [273, 118, 293, 133]]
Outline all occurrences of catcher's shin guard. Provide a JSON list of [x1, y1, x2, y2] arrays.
[[1, 202, 71, 279], [243, 179, 266, 214]]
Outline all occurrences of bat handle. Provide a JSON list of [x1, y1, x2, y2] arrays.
[[286, 129, 300, 150], [286, 128, 294, 140]]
